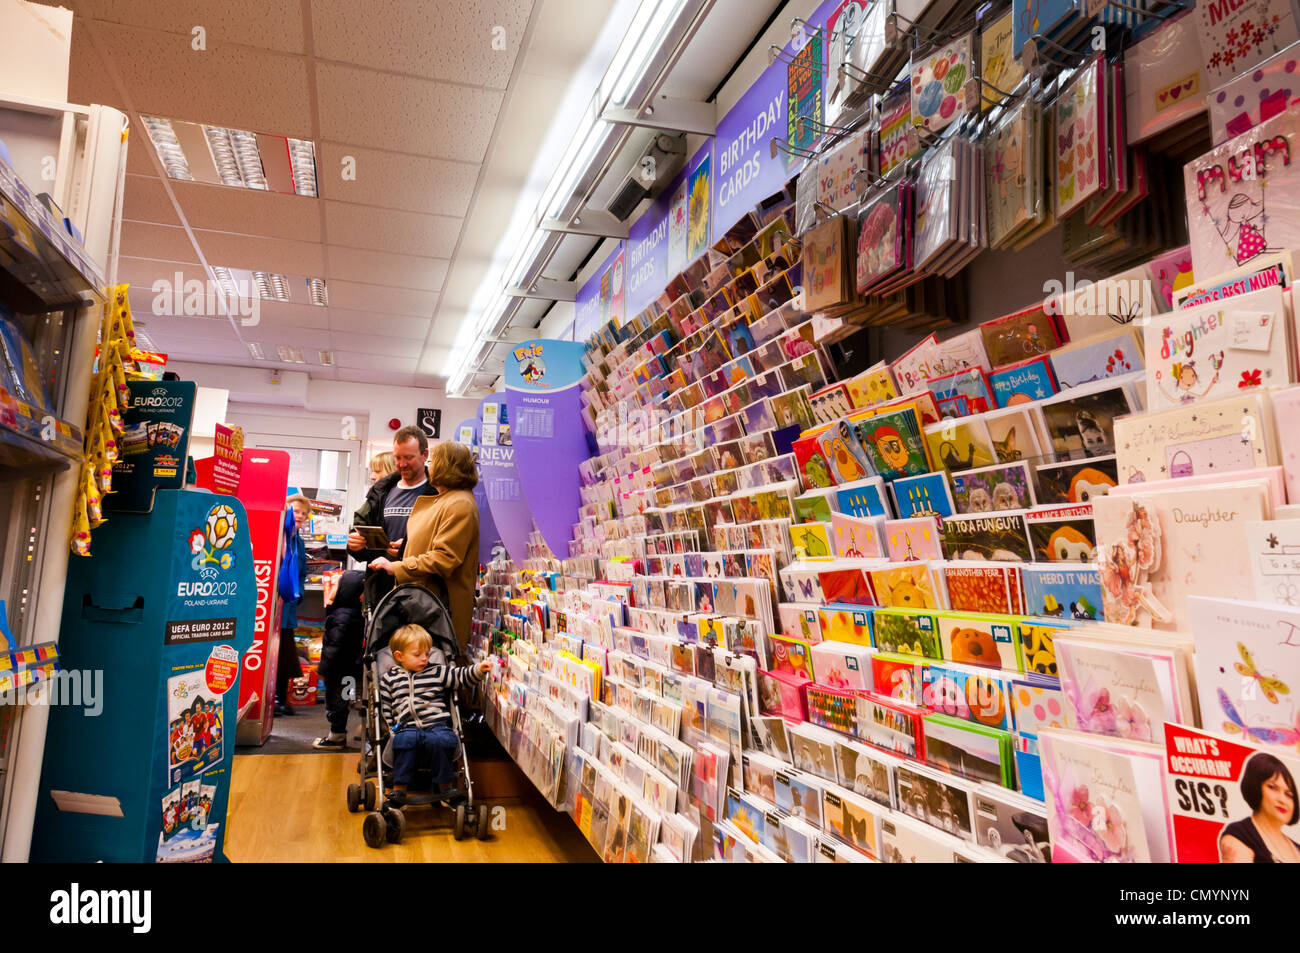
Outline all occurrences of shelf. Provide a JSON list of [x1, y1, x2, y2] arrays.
[[0, 157, 106, 313], [0, 394, 82, 482]]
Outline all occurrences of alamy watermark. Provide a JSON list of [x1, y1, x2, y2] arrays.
[[150, 272, 260, 326], [0, 669, 103, 716]]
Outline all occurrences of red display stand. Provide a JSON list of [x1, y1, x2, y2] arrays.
[[194, 449, 291, 744]]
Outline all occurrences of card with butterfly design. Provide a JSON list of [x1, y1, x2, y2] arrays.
[[1054, 57, 1107, 219], [1189, 596, 1300, 755]]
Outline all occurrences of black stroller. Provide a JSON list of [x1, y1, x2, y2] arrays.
[[344, 581, 490, 846]]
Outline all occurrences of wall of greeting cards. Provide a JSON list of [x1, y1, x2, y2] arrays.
[[466, 0, 1300, 863]]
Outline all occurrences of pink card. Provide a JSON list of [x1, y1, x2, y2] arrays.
[[884, 516, 944, 561], [1208, 41, 1300, 143], [830, 512, 888, 558], [1195, 0, 1300, 88], [1109, 466, 1285, 512], [1055, 57, 1107, 218], [1273, 385, 1300, 504], [1146, 245, 1194, 310], [1184, 102, 1300, 277]]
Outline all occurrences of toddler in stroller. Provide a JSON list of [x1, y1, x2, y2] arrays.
[[346, 582, 494, 847]]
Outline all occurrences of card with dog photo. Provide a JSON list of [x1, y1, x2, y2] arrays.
[[1036, 377, 1140, 458]]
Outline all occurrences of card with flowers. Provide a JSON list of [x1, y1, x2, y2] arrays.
[[1039, 728, 1174, 862], [1142, 284, 1291, 411], [1055, 636, 1195, 742], [1195, 0, 1300, 87]]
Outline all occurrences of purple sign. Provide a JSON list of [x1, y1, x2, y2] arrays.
[[476, 394, 532, 564], [625, 179, 674, 319], [710, 0, 841, 243], [504, 339, 589, 559], [458, 416, 503, 561], [574, 241, 626, 341]]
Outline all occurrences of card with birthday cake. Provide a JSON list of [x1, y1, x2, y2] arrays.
[[885, 516, 945, 561]]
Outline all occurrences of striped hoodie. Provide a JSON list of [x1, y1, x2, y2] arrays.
[[379, 662, 486, 730]]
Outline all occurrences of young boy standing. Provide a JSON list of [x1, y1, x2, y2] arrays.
[[378, 624, 492, 804]]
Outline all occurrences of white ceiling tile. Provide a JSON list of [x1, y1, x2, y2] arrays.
[[172, 181, 323, 243], [316, 143, 478, 217], [326, 246, 447, 292], [324, 201, 459, 259], [122, 173, 181, 225], [245, 325, 334, 349], [192, 230, 326, 276], [335, 351, 419, 372], [117, 257, 210, 292], [119, 221, 200, 263], [314, 61, 503, 162], [328, 309, 430, 338], [325, 280, 437, 316], [252, 300, 331, 330], [74, 0, 307, 54], [310, 0, 533, 89], [66, 22, 128, 113], [328, 331, 421, 356], [91, 21, 314, 138], [336, 367, 416, 385]]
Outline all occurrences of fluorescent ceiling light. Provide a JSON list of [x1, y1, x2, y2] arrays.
[[287, 139, 318, 197], [606, 0, 690, 106], [307, 277, 329, 306], [252, 271, 291, 301], [140, 116, 193, 180], [276, 345, 306, 364], [317, 349, 334, 366], [247, 342, 265, 360], [139, 115, 317, 197]]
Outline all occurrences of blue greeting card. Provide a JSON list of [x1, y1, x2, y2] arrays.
[[835, 476, 890, 518], [989, 355, 1059, 407], [927, 367, 994, 414], [1047, 327, 1144, 390], [1012, 0, 1081, 54], [891, 471, 956, 518], [1020, 564, 1104, 622]]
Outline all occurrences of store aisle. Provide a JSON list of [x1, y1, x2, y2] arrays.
[[225, 753, 598, 863]]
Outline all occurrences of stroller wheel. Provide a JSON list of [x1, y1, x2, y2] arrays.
[[476, 803, 491, 840], [454, 803, 468, 841], [346, 783, 362, 813], [363, 781, 377, 812], [386, 808, 406, 844], [362, 812, 385, 849]]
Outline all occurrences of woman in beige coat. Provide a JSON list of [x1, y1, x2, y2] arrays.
[[369, 442, 480, 650]]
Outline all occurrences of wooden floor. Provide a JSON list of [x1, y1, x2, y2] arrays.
[[224, 752, 599, 863]]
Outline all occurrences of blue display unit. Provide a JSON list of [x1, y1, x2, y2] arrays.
[[32, 488, 255, 862]]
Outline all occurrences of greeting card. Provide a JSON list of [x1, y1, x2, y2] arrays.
[[855, 406, 932, 480], [1025, 503, 1097, 562], [1143, 285, 1291, 410], [988, 356, 1056, 408], [1055, 57, 1107, 218], [979, 8, 1026, 110], [879, 810, 970, 862], [929, 366, 996, 413], [1149, 245, 1196, 309], [931, 328, 993, 377], [878, 86, 917, 177], [951, 461, 1034, 514], [911, 32, 974, 133], [830, 511, 888, 558], [835, 476, 890, 517], [1211, 41, 1300, 148], [1124, 10, 1208, 144], [817, 602, 875, 648], [923, 661, 1015, 731], [1184, 103, 1300, 277], [892, 470, 956, 518], [856, 181, 909, 294], [1055, 636, 1195, 741], [984, 407, 1044, 464], [811, 640, 875, 692], [885, 516, 945, 561], [1164, 721, 1300, 862], [895, 760, 980, 840], [924, 417, 996, 473], [892, 334, 941, 393], [942, 563, 1025, 615], [979, 303, 1061, 368], [942, 511, 1034, 562], [936, 610, 1021, 671], [974, 784, 1052, 861], [923, 714, 1015, 786], [794, 430, 835, 489], [1011, 674, 1070, 737], [870, 562, 942, 610], [859, 691, 927, 758], [1190, 596, 1300, 753], [1048, 326, 1145, 390], [1039, 728, 1173, 862], [1113, 388, 1275, 484], [1021, 565, 1105, 622], [874, 652, 924, 705], [836, 738, 902, 809], [818, 418, 875, 484], [1195, 0, 1299, 87], [1092, 482, 1270, 629], [986, 97, 1037, 248], [1173, 250, 1292, 308], [872, 607, 942, 660], [1038, 377, 1140, 457], [845, 362, 900, 408], [1246, 518, 1300, 605], [794, 488, 838, 524], [789, 522, 834, 560]]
